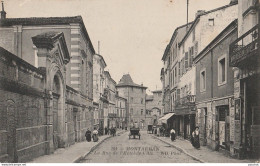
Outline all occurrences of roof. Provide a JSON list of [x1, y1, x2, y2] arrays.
[[161, 22, 193, 61], [152, 90, 162, 93], [116, 74, 147, 89], [95, 54, 107, 68], [178, 2, 238, 47], [0, 16, 95, 54], [104, 71, 116, 85], [193, 19, 238, 63]]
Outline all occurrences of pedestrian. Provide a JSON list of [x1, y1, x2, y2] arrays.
[[85, 128, 91, 142], [170, 128, 176, 141], [92, 127, 99, 142], [191, 126, 200, 149], [105, 127, 108, 135], [157, 127, 160, 137]]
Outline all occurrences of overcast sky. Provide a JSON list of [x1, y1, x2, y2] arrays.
[[5, 0, 230, 93]]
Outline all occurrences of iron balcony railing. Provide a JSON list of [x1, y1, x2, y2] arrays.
[[229, 24, 259, 67], [175, 95, 196, 107]]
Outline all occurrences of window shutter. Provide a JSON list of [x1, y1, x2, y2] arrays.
[[178, 62, 181, 77], [188, 48, 191, 67], [185, 52, 188, 70], [194, 42, 198, 56]]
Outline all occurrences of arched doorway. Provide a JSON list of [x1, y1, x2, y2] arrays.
[[51, 71, 65, 149]]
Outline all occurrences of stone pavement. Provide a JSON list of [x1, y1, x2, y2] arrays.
[[29, 130, 126, 163], [152, 135, 257, 163]]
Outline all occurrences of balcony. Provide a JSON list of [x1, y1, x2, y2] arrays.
[[175, 95, 196, 107], [230, 24, 259, 67]]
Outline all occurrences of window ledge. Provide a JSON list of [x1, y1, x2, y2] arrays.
[[218, 81, 227, 87]]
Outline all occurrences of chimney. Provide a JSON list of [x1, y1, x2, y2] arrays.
[[195, 10, 206, 18], [1, 1, 6, 19]]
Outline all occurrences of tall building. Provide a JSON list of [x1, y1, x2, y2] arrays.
[[104, 71, 117, 128], [0, 8, 95, 162], [93, 54, 107, 130], [229, 0, 260, 158], [116, 74, 147, 129], [194, 19, 238, 154]]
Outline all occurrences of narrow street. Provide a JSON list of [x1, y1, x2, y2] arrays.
[[80, 131, 199, 163]]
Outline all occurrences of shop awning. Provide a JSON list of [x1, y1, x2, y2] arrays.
[[158, 113, 175, 124]]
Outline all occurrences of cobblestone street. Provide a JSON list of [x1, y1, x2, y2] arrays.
[[80, 131, 200, 163]]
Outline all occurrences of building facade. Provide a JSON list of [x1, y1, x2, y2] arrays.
[[0, 12, 96, 162], [194, 20, 237, 154], [177, 1, 238, 139], [93, 54, 107, 131], [104, 71, 117, 129], [115, 94, 127, 129], [145, 90, 163, 126], [116, 74, 147, 129], [229, 0, 260, 158]]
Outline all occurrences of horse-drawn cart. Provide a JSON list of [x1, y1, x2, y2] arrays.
[[129, 127, 140, 139]]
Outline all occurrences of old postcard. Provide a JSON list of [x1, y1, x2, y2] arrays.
[[0, 0, 259, 164]]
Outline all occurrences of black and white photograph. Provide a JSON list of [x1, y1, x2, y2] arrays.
[[0, 0, 259, 164]]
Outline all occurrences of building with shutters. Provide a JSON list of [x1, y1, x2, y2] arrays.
[[93, 54, 107, 131], [194, 19, 238, 154]]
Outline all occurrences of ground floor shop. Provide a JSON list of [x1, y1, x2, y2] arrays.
[[233, 72, 260, 159]]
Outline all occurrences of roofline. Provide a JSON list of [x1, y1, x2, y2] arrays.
[[178, 2, 238, 47], [0, 16, 96, 54], [161, 22, 193, 61], [95, 54, 107, 68], [194, 19, 238, 63], [116, 84, 147, 89]]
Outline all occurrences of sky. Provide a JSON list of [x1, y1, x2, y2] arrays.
[[5, 0, 230, 93]]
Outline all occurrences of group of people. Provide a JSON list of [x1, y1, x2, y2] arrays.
[[85, 127, 99, 142], [168, 126, 200, 149], [104, 127, 117, 136]]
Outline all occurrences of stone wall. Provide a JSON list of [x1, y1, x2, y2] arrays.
[[0, 47, 46, 162]]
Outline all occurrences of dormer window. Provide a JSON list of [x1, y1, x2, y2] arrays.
[[209, 18, 214, 26]]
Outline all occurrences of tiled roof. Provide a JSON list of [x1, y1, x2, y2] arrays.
[[116, 74, 147, 88]]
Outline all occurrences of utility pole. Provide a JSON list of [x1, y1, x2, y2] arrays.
[[186, 0, 189, 31], [98, 41, 100, 54]]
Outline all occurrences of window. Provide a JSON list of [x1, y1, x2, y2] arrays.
[[141, 98, 143, 104], [185, 52, 188, 70], [33, 46, 38, 67], [141, 109, 143, 115], [192, 29, 195, 41], [130, 108, 133, 115], [131, 97, 134, 103], [218, 55, 227, 86], [200, 69, 206, 92], [209, 18, 214, 26]]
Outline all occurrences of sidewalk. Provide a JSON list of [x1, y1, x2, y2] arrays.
[[152, 135, 256, 163], [30, 130, 126, 163]]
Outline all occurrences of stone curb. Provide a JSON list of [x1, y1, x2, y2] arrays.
[[73, 130, 126, 163], [151, 135, 205, 163]]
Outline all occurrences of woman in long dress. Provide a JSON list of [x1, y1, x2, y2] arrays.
[[85, 128, 91, 142], [92, 128, 99, 142], [170, 128, 176, 141], [191, 127, 200, 149]]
